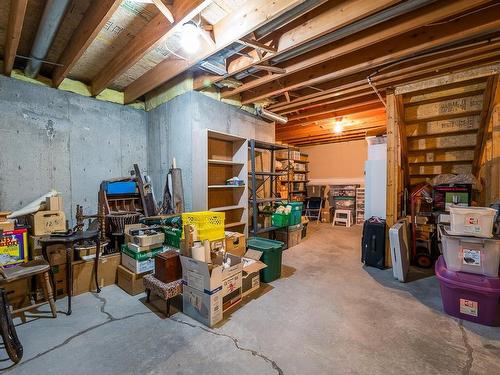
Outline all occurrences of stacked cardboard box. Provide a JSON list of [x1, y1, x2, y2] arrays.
[[118, 224, 165, 295]]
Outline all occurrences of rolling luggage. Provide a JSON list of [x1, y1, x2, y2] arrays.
[[362, 217, 386, 269]]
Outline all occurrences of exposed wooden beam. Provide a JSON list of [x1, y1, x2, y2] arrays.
[[473, 75, 499, 174], [396, 94, 409, 187], [52, 0, 121, 87], [124, 0, 312, 103], [91, 0, 211, 96], [237, 38, 277, 54], [287, 97, 381, 121], [254, 65, 287, 74], [269, 44, 500, 113], [195, 0, 400, 90], [240, 8, 500, 104], [3, 0, 28, 76], [152, 0, 175, 23], [280, 125, 386, 143], [291, 134, 369, 146]]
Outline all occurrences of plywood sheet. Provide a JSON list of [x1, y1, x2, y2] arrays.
[[68, 0, 159, 83], [406, 116, 480, 137]]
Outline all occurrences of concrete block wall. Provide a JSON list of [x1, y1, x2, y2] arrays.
[[0, 77, 274, 221], [0, 76, 148, 223]]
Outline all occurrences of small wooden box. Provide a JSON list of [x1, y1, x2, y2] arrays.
[[45, 196, 63, 211], [154, 250, 182, 284]]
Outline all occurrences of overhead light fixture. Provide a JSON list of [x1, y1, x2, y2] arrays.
[[181, 21, 201, 54], [333, 117, 344, 134], [257, 107, 288, 124]]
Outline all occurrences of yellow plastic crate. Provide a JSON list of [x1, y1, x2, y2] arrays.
[[181, 211, 225, 241]]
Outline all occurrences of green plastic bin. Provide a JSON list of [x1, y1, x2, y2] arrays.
[[164, 227, 182, 248], [247, 237, 284, 283], [288, 202, 303, 225], [272, 212, 289, 227]]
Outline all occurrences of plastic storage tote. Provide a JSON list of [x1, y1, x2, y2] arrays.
[[439, 226, 500, 277], [272, 213, 289, 228], [435, 256, 500, 326], [289, 202, 303, 225], [449, 206, 496, 238], [247, 237, 284, 283], [104, 181, 137, 195]]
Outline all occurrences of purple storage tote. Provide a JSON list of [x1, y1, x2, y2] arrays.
[[435, 256, 500, 326]]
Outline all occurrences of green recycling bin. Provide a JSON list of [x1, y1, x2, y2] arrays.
[[247, 237, 285, 283]]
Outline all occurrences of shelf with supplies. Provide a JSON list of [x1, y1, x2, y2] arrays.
[[355, 187, 365, 225], [275, 148, 309, 202]]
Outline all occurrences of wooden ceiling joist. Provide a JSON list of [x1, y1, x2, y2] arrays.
[[195, 0, 399, 90], [123, 0, 313, 103], [3, 0, 28, 76], [239, 7, 500, 104], [52, 0, 122, 87], [91, 0, 212, 96]]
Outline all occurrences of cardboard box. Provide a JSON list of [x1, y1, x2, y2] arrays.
[[225, 232, 246, 257], [124, 224, 164, 247], [27, 211, 66, 235], [182, 284, 223, 327], [222, 272, 242, 312], [3, 279, 29, 310], [288, 224, 302, 248], [180, 253, 242, 294], [117, 265, 150, 295], [121, 252, 155, 274], [45, 196, 63, 211], [0, 228, 28, 266], [241, 249, 267, 297], [28, 235, 66, 263], [321, 209, 331, 223], [127, 242, 161, 253], [0, 220, 14, 231], [72, 253, 120, 296], [50, 264, 68, 298]]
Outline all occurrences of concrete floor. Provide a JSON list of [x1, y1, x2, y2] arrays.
[[2, 223, 500, 374]]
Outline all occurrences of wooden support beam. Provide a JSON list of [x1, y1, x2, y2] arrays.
[[3, 0, 28, 76], [287, 97, 381, 121], [195, 0, 399, 90], [91, 0, 211, 96], [152, 0, 175, 23], [473, 75, 499, 174], [124, 0, 310, 103], [240, 8, 500, 104], [291, 134, 368, 146], [396, 94, 409, 188], [237, 38, 277, 54], [52, 0, 121, 87], [254, 65, 287, 74]]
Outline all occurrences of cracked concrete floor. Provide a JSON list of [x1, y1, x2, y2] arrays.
[[2, 223, 500, 374]]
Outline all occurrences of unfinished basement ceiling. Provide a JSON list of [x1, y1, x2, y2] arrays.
[[0, 0, 499, 146]]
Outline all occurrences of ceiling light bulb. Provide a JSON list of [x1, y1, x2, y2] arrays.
[[181, 22, 200, 54], [334, 122, 343, 134]]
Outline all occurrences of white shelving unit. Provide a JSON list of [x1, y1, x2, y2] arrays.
[[356, 188, 365, 225]]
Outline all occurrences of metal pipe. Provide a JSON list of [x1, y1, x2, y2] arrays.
[[25, 0, 71, 78], [258, 107, 288, 124]]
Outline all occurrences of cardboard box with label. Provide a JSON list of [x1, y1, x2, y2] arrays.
[[124, 224, 164, 248], [27, 211, 66, 235], [117, 265, 151, 295], [222, 272, 242, 312], [225, 232, 246, 257], [241, 250, 267, 297], [182, 284, 223, 327], [121, 252, 156, 274]]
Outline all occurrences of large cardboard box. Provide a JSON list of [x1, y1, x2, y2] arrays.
[[28, 235, 66, 264], [241, 250, 267, 297], [225, 232, 246, 257], [117, 265, 150, 295], [50, 264, 68, 298], [182, 284, 223, 327], [0, 220, 14, 231], [222, 272, 242, 312], [0, 228, 28, 266], [72, 253, 120, 296], [124, 224, 164, 247], [3, 279, 29, 311], [27, 211, 66, 235], [179, 253, 242, 294]]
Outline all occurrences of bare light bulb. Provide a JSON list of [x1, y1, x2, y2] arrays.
[[334, 122, 343, 134], [181, 22, 200, 54]]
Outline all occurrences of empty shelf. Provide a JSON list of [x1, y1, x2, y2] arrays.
[[249, 172, 286, 176], [225, 221, 246, 229], [210, 205, 245, 212], [208, 185, 245, 188], [208, 159, 244, 166]]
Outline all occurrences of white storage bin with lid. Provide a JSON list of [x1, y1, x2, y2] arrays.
[[439, 226, 500, 277], [449, 206, 497, 238]]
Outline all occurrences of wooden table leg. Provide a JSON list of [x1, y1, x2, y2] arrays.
[[65, 244, 73, 315], [41, 245, 56, 300], [94, 237, 101, 293]]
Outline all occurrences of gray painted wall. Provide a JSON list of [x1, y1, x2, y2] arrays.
[[0, 78, 273, 221], [147, 91, 274, 211], [0, 76, 148, 224]]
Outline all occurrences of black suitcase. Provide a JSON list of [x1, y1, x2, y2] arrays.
[[361, 217, 386, 269]]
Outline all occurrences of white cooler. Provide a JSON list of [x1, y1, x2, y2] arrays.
[[449, 206, 496, 238], [439, 225, 500, 277]]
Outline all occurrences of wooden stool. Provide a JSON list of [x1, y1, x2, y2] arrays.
[[333, 209, 353, 227], [144, 274, 182, 317], [0, 259, 57, 319]]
